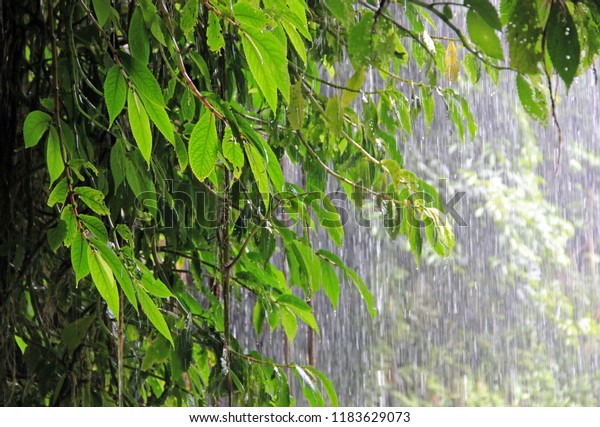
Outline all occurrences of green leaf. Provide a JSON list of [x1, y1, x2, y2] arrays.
[[342, 67, 365, 108], [137, 286, 174, 346], [110, 140, 126, 190], [79, 214, 108, 243], [278, 293, 319, 334], [46, 126, 64, 185], [462, 53, 481, 84], [222, 131, 245, 179], [47, 220, 67, 252], [47, 178, 68, 207], [465, 0, 501, 30], [189, 109, 219, 182], [516, 74, 548, 122], [261, 139, 285, 193], [507, 0, 542, 74], [306, 366, 339, 406], [207, 12, 225, 52], [14, 335, 27, 355], [127, 59, 167, 108], [90, 238, 137, 311], [295, 366, 325, 406], [422, 89, 435, 132], [499, 0, 517, 25], [180, 89, 196, 122], [234, 1, 270, 30], [242, 25, 290, 111], [382, 159, 404, 191], [320, 259, 340, 310], [142, 93, 175, 144], [140, 270, 173, 298], [92, 0, 112, 27], [180, 0, 199, 39], [71, 233, 90, 285], [129, 8, 149, 64], [467, 9, 503, 60], [346, 267, 376, 319], [546, 2, 580, 88], [281, 19, 307, 63], [348, 11, 373, 68], [104, 65, 127, 127], [288, 80, 305, 130], [244, 142, 270, 210], [324, 0, 352, 21], [292, 241, 322, 294], [88, 249, 120, 319], [280, 306, 298, 342], [277, 293, 311, 312], [127, 89, 153, 165], [61, 204, 78, 247], [61, 315, 95, 354], [150, 20, 166, 46], [74, 186, 110, 216], [24, 110, 52, 148], [325, 97, 343, 137], [252, 300, 265, 337], [141, 335, 171, 370], [174, 134, 189, 171]]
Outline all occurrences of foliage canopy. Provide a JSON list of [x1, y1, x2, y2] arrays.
[[2, 0, 600, 406]]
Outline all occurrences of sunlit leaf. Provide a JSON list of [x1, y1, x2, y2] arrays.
[[88, 248, 120, 319], [127, 89, 153, 165], [207, 11, 225, 52], [24, 111, 51, 148], [74, 186, 110, 216]]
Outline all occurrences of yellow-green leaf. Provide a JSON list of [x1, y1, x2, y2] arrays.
[[104, 65, 126, 127], [189, 109, 219, 182], [467, 9, 503, 60], [88, 249, 120, 319], [288, 80, 305, 130], [24, 110, 52, 148], [127, 89, 152, 165], [207, 11, 225, 52], [342, 67, 365, 108], [46, 126, 64, 185], [445, 41, 459, 82]]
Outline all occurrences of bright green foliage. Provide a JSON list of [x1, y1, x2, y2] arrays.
[[127, 89, 153, 164], [104, 66, 127, 127], [23, 110, 51, 148], [11, 0, 599, 408], [189, 109, 219, 182]]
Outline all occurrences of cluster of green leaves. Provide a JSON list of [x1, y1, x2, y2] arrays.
[[16, 0, 600, 406]]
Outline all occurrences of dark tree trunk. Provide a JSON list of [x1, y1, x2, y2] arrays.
[[0, 0, 45, 404]]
